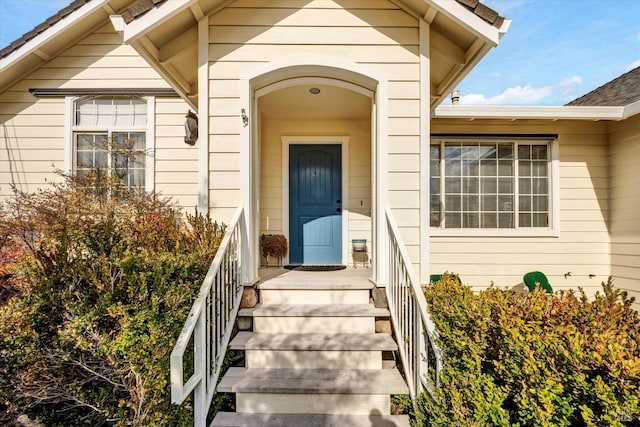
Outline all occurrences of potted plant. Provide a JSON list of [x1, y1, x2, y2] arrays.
[[261, 234, 288, 267]]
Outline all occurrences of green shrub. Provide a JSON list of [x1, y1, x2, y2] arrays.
[[416, 275, 640, 427], [0, 176, 225, 426]]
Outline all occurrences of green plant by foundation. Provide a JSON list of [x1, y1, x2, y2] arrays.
[[415, 275, 640, 427]]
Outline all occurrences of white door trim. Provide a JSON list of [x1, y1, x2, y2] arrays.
[[281, 136, 350, 265]]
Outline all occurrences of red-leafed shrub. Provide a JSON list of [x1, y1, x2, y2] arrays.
[[416, 275, 640, 426], [0, 172, 225, 426]]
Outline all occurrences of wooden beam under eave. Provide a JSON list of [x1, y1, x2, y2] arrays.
[[33, 48, 51, 61], [430, 29, 466, 65], [159, 27, 197, 64], [423, 5, 438, 24], [130, 39, 196, 110], [189, 3, 205, 20]]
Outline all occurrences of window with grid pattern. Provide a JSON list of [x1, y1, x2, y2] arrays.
[[430, 138, 552, 230], [73, 97, 147, 189]]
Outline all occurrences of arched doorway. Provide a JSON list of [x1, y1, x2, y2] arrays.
[[240, 62, 389, 281]]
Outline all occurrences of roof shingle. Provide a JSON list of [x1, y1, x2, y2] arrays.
[[566, 67, 640, 107], [0, 0, 91, 60]]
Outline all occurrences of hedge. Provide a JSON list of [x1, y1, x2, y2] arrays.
[[416, 275, 640, 427], [0, 176, 225, 426]]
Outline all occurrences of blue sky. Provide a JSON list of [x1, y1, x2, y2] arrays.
[[1, 0, 639, 106]]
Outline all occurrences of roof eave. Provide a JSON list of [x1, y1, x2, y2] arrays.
[[429, 0, 504, 47], [122, 0, 196, 43], [622, 98, 640, 119], [0, 0, 110, 73], [433, 105, 627, 121]]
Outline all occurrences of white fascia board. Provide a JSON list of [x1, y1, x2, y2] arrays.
[[622, 99, 640, 119], [433, 105, 625, 121], [0, 0, 110, 72], [429, 0, 501, 46], [123, 0, 196, 43]]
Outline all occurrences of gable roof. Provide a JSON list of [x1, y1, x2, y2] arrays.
[[0, 0, 505, 60], [120, 0, 505, 26], [0, 0, 92, 60], [566, 66, 640, 107]]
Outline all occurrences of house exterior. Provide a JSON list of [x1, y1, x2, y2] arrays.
[[1, 0, 638, 307]]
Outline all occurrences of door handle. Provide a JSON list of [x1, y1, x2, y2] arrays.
[[336, 199, 341, 204], [336, 208, 341, 212]]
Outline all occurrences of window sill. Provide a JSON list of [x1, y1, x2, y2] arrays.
[[429, 227, 559, 238]]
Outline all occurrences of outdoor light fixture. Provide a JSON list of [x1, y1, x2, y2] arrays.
[[241, 108, 249, 127], [309, 87, 321, 94], [184, 110, 198, 145]]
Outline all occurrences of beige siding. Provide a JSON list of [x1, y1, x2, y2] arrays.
[[0, 94, 66, 196], [154, 98, 199, 210], [609, 114, 640, 308], [207, 0, 421, 266], [430, 119, 611, 296], [1, 23, 197, 210]]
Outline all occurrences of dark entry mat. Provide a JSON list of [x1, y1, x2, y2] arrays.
[[283, 264, 347, 271]]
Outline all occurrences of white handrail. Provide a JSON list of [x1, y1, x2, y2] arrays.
[[384, 208, 443, 401], [170, 206, 250, 427]]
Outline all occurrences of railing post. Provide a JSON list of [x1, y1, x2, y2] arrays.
[[193, 309, 207, 427], [417, 309, 428, 396]]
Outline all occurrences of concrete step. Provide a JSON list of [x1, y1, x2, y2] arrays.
[[218, 367, 408, 395], [230, 332, 398, 369], [257, 272, 372, 304], [239, 304, 388, 333], [230, 332, 397, 351], [260, 288, 370, 304], [218, 368, 408, 415], [211, 412, 411, 427]]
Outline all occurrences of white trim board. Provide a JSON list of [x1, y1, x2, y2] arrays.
[[281, 136, 350, 266]]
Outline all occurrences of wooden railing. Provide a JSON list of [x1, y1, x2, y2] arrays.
[[385, 208, 443, 401], [170, 206, 249, 427]]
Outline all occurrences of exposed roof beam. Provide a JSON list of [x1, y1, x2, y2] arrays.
[[189, 4, 205, 21], [159, 28, 197, 64], [430, 30, 465, 64], [423, 5, 438, 24], [129, 38, 195, 110], [465, 39, 484, 62], [33, 48, 51, 61], [102, 4, 116, 15]]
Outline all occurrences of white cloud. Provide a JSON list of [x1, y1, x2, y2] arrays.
[[627, 59, 640, 70], [559, 76, 582, 86], [458, 76, 583, 105], [460, 85, 552, 105]]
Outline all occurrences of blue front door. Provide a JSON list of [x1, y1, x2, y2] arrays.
[[289, 144, 342, 264]]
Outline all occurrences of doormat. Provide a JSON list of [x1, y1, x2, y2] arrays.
[[284, 264, 347, 271]]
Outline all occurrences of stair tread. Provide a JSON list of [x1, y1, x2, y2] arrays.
[[258, 281, 373, 290], [211, 412, 410, 427], [239, 304, 389, 317], [218, 368, 409, 394], [230, 332, 397, 351]]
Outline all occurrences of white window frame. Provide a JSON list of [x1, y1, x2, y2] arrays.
[[429, 136, 559, 237], [65, 95, 155, 193]]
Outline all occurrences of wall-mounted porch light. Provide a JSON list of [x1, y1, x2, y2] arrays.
[[184, 110, 198, 145], [241, 108, 249, 127]]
